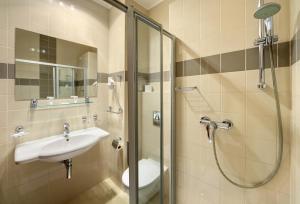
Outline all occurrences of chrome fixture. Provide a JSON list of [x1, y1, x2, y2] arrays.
[[12, 125, 28, 138], [31, 99, 38, 108], [254, 0, 281, 89], [64, 122, 70, 141], [112, 137, 123, 151], [200, 116, 233, 143], [254, 2, 281, 20], [107, 75, 123, 114], [82, 116, 87, 123], [153, 111, 161, 126], [15, 125, 25, 134], [175, 86, 197, 93], [63, 159, 72, 179], [208, 0, 283, 189], [93, 114, 98, 121], [107, 106, 123, 114]]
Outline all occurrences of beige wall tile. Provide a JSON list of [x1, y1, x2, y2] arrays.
[[0, 111, 8, 128], [0, 0, 8, 30], [221, 0, 245, 53], [221, 71, 246, 93], [0, 46, 8, 63], [29, 0, 50, 34], [0, 95, 7, 111], [0, 128, 7, 146], [222, 92, 245, 113], [108, 8, 125, 73], [277, 0, 290, 42], [0, 28, 7, 47], [244, 188, 276, 204], [200, 0, 221, 57], [245, 0, 259, 48], [0, 79, 8, 95]]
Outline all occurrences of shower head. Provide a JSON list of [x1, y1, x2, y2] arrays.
[[254, 2, 281, 19]]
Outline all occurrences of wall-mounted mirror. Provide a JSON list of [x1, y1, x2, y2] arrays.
[[15, 28, 98, 101]]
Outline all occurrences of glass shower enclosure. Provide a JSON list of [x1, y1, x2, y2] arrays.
[[126, 3, 176, 204], [101, 1, 175, 203]]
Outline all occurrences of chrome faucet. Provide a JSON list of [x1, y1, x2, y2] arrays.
[[64, 122, 70, 141], [200, 116, 233, 143]]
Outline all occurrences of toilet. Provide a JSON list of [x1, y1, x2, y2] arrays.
[[122, 158, 167, 203]]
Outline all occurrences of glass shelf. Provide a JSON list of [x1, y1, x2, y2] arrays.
[[32, 101, 93, 110]]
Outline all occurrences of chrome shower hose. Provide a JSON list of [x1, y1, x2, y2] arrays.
[[212, 43, 283, 188]]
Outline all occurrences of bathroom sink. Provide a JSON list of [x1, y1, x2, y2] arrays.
[[39, 133, 101, 162], [15, 127, 109, 164]]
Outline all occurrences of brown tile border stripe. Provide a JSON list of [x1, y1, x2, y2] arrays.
[[0, 38, 295, 82], [137, 71, 170, 82], [176, 41, 291, 77], [0, 63, 7, 79], [278, 42, 290, 67], [148, 71, 170, 82], [15, 78, 39, 86], [0, 63, 15, 79], [201, 54, 220, 74], [176, 59, 200, 77], [98, 71, 128, 83], [109, 71, 127, 82], [221, 50, 245, 72], [8, 64, 15, 79]]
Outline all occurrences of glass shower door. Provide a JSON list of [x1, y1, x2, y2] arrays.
[[137, 18, 163, 204], [127, 11, 164, 204]]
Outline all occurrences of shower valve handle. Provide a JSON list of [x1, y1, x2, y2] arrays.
[[200, 116, 217, 143], [200, 116, 234, 143]]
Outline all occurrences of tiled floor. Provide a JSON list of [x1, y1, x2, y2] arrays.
[[66, 178, 164, 204], [66, 178, 129, 204]]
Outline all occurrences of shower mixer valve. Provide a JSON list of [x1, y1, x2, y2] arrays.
[[200, 116, 233, 143]]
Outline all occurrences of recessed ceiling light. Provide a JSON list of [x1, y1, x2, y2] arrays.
[[70, 5, 75, 10], [59, 1, 64, 6]]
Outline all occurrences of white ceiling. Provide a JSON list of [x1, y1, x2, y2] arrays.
[[134, 0, 164, 10]]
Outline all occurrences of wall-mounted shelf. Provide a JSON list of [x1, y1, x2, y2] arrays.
[[107, 106, 123, 114], [16, 58, 86, 70], [31, 101, 93, 110], [175, 86, 197, 93]]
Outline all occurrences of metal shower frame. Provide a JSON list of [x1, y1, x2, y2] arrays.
[[102, 1, 176, 204]]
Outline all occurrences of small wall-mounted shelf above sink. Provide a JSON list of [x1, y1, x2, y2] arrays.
[[31, 101, 93, 110], [30, 98, 93, 110]]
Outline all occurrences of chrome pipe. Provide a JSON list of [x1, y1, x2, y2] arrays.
[[258, 43, 266, 89], [257, 0, 266, 89], [63, 159, 72, 180]]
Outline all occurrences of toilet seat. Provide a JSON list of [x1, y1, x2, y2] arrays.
[[122, 158, 161, 189]]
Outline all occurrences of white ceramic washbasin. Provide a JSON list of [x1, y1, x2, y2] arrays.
[[15, 127, 109, 164]]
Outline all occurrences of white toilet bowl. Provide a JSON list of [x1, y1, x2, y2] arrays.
[[122, 158, 167, 203]]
